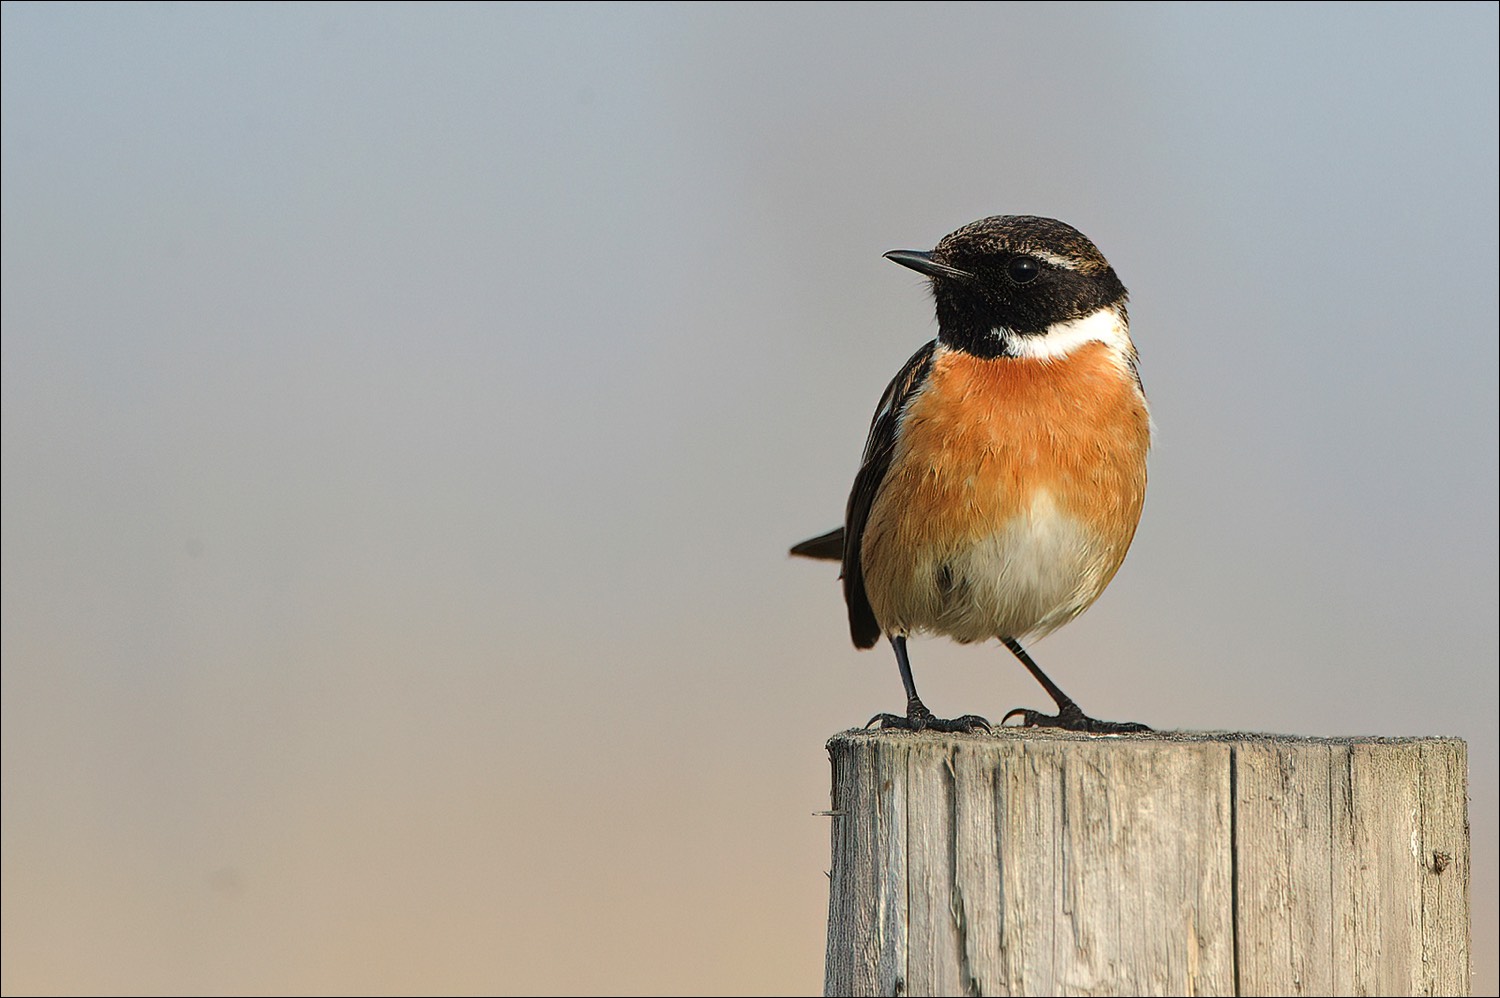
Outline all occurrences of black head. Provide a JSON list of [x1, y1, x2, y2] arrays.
[[885, 215, 1128, 359]]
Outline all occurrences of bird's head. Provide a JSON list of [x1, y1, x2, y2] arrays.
[[885, 215, 1130, 361]]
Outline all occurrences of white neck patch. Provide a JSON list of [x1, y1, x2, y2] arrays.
[[995, 306, 1134, 363]]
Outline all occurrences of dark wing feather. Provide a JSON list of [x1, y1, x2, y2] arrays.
[[789, 527, 845, 560], [843, 341, 938, 648]]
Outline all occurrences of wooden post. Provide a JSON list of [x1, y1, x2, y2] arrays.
[[824, 729, 1469, 997]]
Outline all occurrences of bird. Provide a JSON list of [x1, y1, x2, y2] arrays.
[[791, 215, 1151, 733]]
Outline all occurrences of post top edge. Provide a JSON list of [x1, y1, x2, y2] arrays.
[[826, 728, 1468, 749]]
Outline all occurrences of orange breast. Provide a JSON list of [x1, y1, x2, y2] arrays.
[[860, 342, 1151, 639]]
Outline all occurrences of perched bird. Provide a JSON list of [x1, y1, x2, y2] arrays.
[[792, 215, 1150, 733]]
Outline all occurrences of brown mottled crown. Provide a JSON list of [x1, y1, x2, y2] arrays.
[[934, 215, 1113, 275]]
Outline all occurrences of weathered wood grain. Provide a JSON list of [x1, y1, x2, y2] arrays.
[[824, 730, 1469, 997]]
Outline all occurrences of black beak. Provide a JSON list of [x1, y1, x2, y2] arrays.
[[883, 249, 973, 281]]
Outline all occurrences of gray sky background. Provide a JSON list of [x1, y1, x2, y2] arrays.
[[3, 3, 1495, 994]]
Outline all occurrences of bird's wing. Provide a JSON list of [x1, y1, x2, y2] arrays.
[[843, 340, 938, 648]]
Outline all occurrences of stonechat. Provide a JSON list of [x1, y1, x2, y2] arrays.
[[792, 215, 1150, 733]]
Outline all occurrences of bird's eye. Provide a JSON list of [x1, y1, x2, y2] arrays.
[[1007, 255, 1042, 284]]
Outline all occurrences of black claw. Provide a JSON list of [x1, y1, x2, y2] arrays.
[[875, 637, 991, 733], [868, 709, 992, 733], [997, 638, 1151, 734], [1002, 705, 1150, 733]]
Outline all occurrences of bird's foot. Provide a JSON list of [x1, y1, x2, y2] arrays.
[[1002, 703, 1150, 734], [868, 700, 991, 733]]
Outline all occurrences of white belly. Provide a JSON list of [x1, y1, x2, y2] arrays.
[[871, 491, 1111, 644]]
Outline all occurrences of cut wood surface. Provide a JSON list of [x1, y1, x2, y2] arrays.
[[823, 729, 1469, 997]]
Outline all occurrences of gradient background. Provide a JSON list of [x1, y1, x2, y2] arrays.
[[3, 3, 1495, 994]]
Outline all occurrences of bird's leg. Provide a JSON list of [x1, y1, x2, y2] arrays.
[[868, 635, 990, 733], [1000, 637, 1150, 733]]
